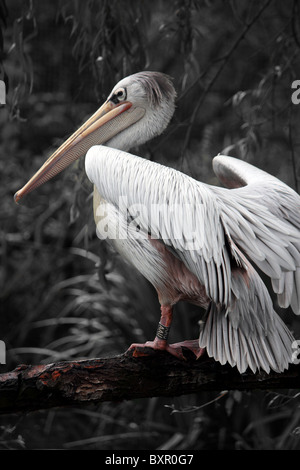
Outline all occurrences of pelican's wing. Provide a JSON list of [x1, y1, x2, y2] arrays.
[[85, 146, 238, 306], [212, 155, 300, 315]]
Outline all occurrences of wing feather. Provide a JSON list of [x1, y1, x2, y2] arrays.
[[213, 155, 300, 315]]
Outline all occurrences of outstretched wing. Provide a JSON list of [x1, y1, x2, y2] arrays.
[[213, 155, 300, 315]]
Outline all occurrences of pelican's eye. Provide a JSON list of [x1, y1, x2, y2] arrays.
[[110, 87, 127, 104], [116, 88, 126, 100]]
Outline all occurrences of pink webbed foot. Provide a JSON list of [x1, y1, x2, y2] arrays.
[[128, 338, 205, 361], [128, 338, 186, 360], [168, 339, 206, 360]]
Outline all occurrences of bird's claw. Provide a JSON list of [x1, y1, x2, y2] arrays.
[[127, 338, 205, 361]]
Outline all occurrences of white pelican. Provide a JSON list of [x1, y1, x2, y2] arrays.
[[15, 71, 300, 374]]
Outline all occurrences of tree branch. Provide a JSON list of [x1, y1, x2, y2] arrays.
[[0, 349, 300, 415]]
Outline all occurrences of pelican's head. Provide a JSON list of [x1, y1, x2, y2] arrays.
[[14, 71, 176, 203]]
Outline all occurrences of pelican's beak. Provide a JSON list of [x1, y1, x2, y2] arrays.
[[14, 99, 144, 203]]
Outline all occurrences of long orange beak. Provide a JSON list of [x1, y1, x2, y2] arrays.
[[14, 100, 144, 203]]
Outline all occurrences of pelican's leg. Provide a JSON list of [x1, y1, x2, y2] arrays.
[[128, 304, 182, 358], [128, 305, 205, 360]]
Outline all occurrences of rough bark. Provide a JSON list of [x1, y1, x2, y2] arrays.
[[0, 348, 299, 415]]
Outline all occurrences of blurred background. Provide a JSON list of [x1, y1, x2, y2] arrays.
[[1, 0, 300, 450]]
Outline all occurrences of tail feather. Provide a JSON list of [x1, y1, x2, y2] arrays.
[[199, 261, 295, 373]]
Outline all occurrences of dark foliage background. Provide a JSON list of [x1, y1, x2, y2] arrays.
[[1, 0, 300, 450]]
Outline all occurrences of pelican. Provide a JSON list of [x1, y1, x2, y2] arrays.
[[15, 71, 300, 374]]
